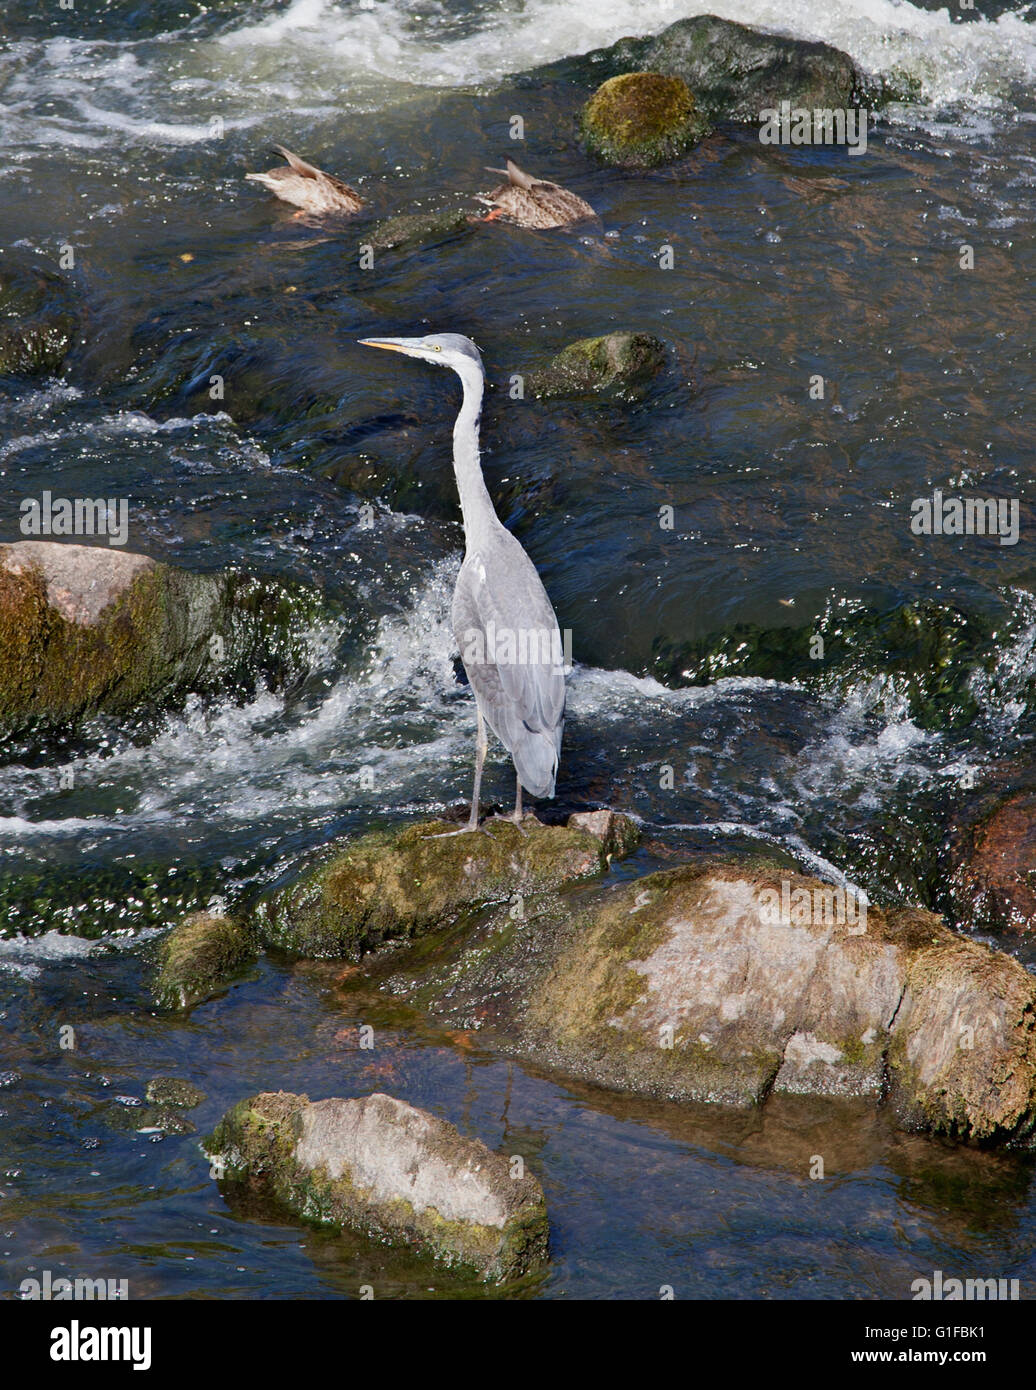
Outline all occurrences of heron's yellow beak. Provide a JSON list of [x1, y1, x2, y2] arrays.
[[358, 336, 423, 356]]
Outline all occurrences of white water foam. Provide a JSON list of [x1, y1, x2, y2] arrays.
[[0, 926, 160, 978], [0, 556, 464, 841], [0, 556, 958, 845], [1, 0, 1033, 153], [218, 0, 1036, 117]]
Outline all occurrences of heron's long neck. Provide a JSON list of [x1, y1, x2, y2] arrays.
[[452, 369, 499, 547]]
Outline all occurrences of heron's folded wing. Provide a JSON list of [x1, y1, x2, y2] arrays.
[[453, 549, 566, 739]]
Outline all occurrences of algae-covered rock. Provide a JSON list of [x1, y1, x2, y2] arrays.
[[153, 911, 257, 1010], [145, 1077, 205, 1108], [0, 856, 228, 940], [257, 811, 639, 959], [392, 859, 1036, 1145], [582, 71, 711, 167], [205, 1090, 549, 1282], [526, 332, 666, 402], [0, 541, 320, 740], [632, 15, 861, 122], [0, 250, 77, 377], [366, 208, 473, 253]]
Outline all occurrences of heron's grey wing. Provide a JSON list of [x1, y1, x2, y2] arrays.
[[453, 535, 566, 798]]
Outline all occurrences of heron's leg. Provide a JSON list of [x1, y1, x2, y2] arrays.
[[486, 774, 527, 834], [429, 707, 490, 838], [465, 706, 488, 832]]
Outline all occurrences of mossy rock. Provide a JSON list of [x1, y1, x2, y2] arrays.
[[0, 250, 77, 377], [526, 332, 666, 402], [366, 208, 473, 253], [153, 911, 258, 1010], [257, 811, 639, 959], [887, 933, 1036, 1142], [0, 542, 322, 742], [582, 72, 711, 167], [205, 1090, 549, 1282]]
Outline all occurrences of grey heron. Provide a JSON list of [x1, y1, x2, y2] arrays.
[[358, 333, 566, 831]]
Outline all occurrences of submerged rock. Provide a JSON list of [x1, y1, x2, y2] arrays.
[[652, 595, 993, 733], [582, 71, 711, 167], [365, 208, 474, 253], [101, 1096, 197, 1136], [0, 541, 320, 740], [0, 250, 77, 377], [0, 857, 227, 941], [526, 332, 666, 401], [257, 811, 638, 959], [205, 1090, 549, 1282], [145, 1077, 206, 1108], [153, 910, 257, 1010], [394, 859, 1036, 1146]]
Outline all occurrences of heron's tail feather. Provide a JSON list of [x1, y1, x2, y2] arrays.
[[513, 725, 561, 800]]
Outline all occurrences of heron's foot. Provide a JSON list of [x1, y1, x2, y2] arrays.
[[427, 815, 488, 839], [485, 812, 528, 836]]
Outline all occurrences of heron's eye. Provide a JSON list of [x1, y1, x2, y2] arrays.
[[432, 345, 441, 352]]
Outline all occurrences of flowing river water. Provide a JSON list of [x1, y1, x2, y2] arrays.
[[1, 0, 1035, 1298]]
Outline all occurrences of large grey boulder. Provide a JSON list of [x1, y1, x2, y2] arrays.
[[393, 860, 1036, 1145], [537, 15, 865, 123], [205, 1091, 549, 1282]]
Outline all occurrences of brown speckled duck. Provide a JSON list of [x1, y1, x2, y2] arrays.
[[478, 159, 595, 230], [246, 145, 363, 215]]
